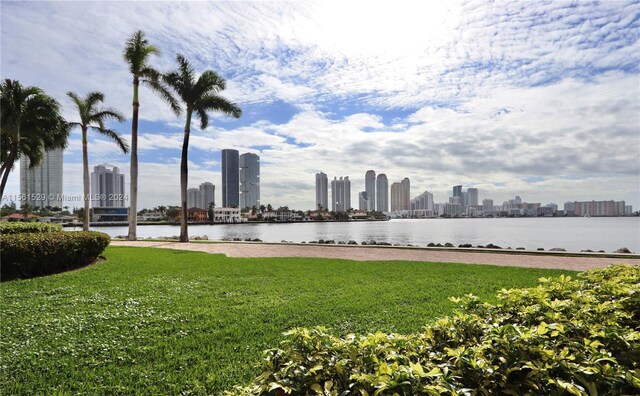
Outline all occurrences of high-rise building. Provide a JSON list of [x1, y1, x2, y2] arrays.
[[365, 170, 376, 211], [466, 188, 478, 207], [411, 191, 434, 210], [90, 164, 125, 207], [453, 185, 462, 200], [376, 173, 389, 212], [390, 182, 401, 212], [391, 178, 410, 212], [239, 153, 260, 209], [359, 191, 368, 211], [483, 199, 494, 213], [315, 172, 328, 210], [221, 149, 239, 207], [331, 176, 351, 212], [400, 178, 410, 210], [187, 188, 201, 209], [573, 200, 626, 216], [199, 182, 215, 210], [19, 148, 64, 209]]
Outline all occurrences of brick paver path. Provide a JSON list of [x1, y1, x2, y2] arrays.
[[111, 241, 639, 271]]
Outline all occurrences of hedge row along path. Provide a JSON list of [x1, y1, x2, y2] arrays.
[[110, 241, 639, 271]]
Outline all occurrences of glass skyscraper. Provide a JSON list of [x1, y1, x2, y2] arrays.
[[221, 149, 239, 208], [239, 153, 260, 209]]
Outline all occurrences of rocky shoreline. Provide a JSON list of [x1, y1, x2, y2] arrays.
[[111, 235, 635, 254]]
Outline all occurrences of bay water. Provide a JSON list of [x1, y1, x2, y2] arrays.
[[87, 217, 640, 253]]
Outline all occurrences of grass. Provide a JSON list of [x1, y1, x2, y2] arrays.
[[1, 246, 575, 395]]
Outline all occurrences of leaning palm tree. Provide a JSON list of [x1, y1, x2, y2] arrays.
[[123, 30, 179, 241], [67, 91, 128, 231], [163, 54, 241, 242], [0, 79, 69, 196]]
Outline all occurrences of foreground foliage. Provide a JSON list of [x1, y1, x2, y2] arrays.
[[0, 247, 571, 394], [231, 265, 640, 396], [0, 222, 62, 234], [0, 231, 110, 280]]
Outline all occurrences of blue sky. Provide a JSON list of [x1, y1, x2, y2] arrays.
[[1, 1, 639, 210]]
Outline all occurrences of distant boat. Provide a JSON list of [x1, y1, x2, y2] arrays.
[[584, 214, 591, 218]]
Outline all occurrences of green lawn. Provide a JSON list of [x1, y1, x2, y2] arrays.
[[1, 246, 574, 395]]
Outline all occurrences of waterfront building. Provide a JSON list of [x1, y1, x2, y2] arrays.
[[625, 205, 633, 215], [401, 178, 410, 211], [452, 185, 462, 200], [564, 201, 576, 216], [482, 199, 494, 214], [390, 179, 410, 212], [239, 153, 260, 209], [315, 172, 328, 210], [410, 190, 435, 217], [174, 207, 209, 223], [221, 149, 239, 207], [365, 170, 376, 211], [359, 191, 368, 211], [187, 188, 200, 209], [199, 182, 215, 210], [331, 176, 351, 212], [212, 207, 241, 223], [376, 173, 389, 212], [19, 148, 63, 209], [439, 202, 462, 217], [573, 200, 626, 217], [89, 207, 128, 222], [390, 182, 401, 212], [466, 188, 478, 207], [90, 164, 126, 207]]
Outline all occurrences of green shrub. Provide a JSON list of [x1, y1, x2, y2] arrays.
[[0, 231, 110, 281], [0, 222, 63, 234], [229, 265, 640, 395]]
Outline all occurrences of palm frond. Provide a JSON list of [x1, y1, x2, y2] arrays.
[[92, 108, 126, 123], [123, 30, 160, 74], [67, 91, 86, 120], [197, 94, 242, 119], [195, 107, 209, 130], [84, 91, 105, 111], [92, 127, 130, 154], [141, 77, 182, 116]]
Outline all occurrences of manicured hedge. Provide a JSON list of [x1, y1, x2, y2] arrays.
[[0, 231, 110, 280], [229, 265, 640, 395], [0, 222, 63, 234]]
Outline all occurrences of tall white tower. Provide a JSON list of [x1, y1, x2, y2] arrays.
[[19, 148, 64, 209]]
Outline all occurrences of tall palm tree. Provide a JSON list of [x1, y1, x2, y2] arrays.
[[163, 54, 241, 242], [67, 91, 128, 231], [123, 30, 179, 241], [0, 79, 69, 196]]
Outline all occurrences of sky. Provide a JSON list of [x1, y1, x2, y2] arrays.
[[1, 0, 639, 211]]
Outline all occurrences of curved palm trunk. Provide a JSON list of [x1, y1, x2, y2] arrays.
[[128, 80, 139, 241], [0, 141, 19, 197], [179, 110, 192, 242], [82, 127, 90, 231]]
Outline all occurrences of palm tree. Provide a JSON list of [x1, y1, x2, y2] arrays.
[[67, 91, 128, 231], [1, 79, 69, 196], [163, 54, 241, 242], [123, 30, 179, 241]]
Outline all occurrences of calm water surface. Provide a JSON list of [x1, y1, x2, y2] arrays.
[[89, 217, 640, 253]]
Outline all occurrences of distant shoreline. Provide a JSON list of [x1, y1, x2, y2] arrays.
[[70, 215, 638, 228]]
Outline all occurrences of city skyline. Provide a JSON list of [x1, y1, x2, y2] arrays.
[[1, 2, 638, 210]]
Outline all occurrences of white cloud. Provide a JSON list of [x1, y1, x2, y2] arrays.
[[1, 1, 638, 210]]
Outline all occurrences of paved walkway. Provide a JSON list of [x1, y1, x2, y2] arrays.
[[110, 241, 639, 271]]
